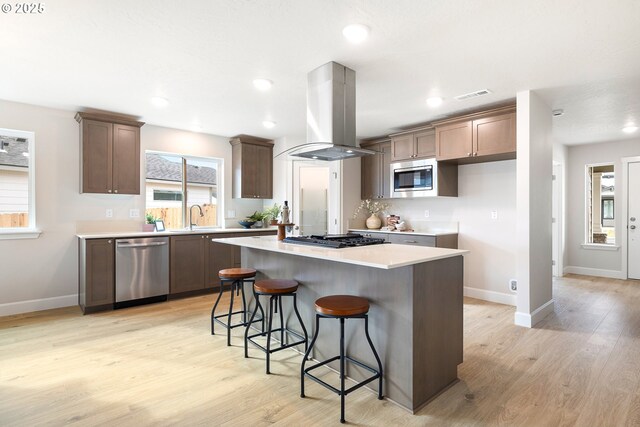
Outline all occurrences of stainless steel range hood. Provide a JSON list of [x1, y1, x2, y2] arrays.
[[289, 61, 375, 161]]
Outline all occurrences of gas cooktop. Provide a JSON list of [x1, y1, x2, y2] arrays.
[[282, 233, 387, 249]]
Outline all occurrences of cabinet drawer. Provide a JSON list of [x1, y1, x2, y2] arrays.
[[388, 234, 435, 247]]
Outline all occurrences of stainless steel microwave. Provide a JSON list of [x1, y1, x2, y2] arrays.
[[391, 158, 458, 198]]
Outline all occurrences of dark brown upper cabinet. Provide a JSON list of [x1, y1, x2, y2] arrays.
[[390, 127, 436, 162], [361, 138, 391, 199], [230, 135, 274, 199], [434, 105, 516, 164], [75, 111, 144, 194]]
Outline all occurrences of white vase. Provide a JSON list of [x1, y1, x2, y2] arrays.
[[366, 213, 382, 229]]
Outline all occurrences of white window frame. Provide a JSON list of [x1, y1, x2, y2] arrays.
[[0, 128, 40, 240]]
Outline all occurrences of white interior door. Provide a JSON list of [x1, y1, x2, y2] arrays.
[[629, 162, 640, 279]]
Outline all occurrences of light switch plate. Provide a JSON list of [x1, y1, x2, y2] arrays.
[[491, 210, 498, 220], [106, 209, 113, 218], [227, 210, 236, 218], [424, 210, 430, 218], [129, 209, 140, 218]]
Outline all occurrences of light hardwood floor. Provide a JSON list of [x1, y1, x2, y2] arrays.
[[1, 274, 640, 426]]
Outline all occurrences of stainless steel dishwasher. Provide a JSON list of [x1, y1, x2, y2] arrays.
[[115, 237, 169, 303]]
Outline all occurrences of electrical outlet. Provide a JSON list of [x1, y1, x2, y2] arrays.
[[129, 209, 140, 218], [491, 210, 498, 220], [227, 210, 236, 218], [105, 209, 113, 218], [424, 210, 430, 218], [509, 279, 517, 292]]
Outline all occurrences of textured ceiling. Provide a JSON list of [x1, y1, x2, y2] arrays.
[[1, 0, 639, 146]]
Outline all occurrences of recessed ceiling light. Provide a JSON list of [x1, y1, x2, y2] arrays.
[[346, 150, 353, 153], [342, 24, 370, 44], [623, 125, 638, 134], [262, 120, 276, 129], [22, 152, 29, 157], [312, 156, 318, 159], [426, 97, 443, 108], [150, 96, 169, 108], [253, 79, 273, 91]]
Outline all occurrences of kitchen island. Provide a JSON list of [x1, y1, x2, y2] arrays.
[[216, 235, 468, 412]]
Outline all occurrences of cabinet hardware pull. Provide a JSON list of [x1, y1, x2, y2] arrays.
[[108, 240, 112, 244], [467, 153, 471, 157], [107, 189, 112, 193], [473, 152, 478, 157], [114, 189, 118, 193]]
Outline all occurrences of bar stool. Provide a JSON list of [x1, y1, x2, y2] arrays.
[[211, 267, 264, 346], [244, 279, 308, 374], [301, 295, 383, 424]]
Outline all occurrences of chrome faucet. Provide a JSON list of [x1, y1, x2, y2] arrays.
[[189, 204, 204, 231]]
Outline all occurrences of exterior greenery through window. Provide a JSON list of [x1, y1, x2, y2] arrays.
[[586, 164, 615, 244], [145, 152, 221, 229], [0, 129, 35, 230]]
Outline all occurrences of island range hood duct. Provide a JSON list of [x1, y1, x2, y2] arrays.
[[288, 61, 376, 161]]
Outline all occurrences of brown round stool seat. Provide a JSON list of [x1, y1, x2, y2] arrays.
[[219, 267, 256, 280], [254, 279, 299, 294], [315, 295, 370, 317]]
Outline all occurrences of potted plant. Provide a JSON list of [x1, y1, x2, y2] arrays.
[[352, 199, 391, 229], [263, 203, 281, 225], [143, 213, 157, 232], [248, 211, 267, 228]]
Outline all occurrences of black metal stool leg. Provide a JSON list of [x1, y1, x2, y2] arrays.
[[292, 293, 308, 352], [340, 317, 346, 424], [244, 293, 261, 358], [240, 279, 248, 324], [211, 279, 225, 335], [364, 314, 384, 399], [301, 313, 321, 398], [226, 280, 236, 346], [278, 296, 285, 345], [265, 295, 275, 374]]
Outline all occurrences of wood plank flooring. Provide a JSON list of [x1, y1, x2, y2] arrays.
[[1, 274, 640, 426]]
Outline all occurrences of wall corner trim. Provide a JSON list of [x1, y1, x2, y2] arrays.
[[0, 294, 77, 317], [514, 299, 554, 328], [464, 286, 517, 306]]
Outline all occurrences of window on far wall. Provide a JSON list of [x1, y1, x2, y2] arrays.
[[586, 164, 615, 245], [145, 152, 221, 229], [0, 128, 35, 231]]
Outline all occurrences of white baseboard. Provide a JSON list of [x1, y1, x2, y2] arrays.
[[515, 299, 554, 328], [563, 266, 625, 280], [0, 294, 77, 317], [464, 286, 517, 306]]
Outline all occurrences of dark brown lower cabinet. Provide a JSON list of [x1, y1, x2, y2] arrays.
[[170, 234, 208, 294], [79, 238, 115, 313]]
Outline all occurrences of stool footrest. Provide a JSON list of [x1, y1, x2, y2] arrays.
[[213, 311, 263, 330], [246, 328, 306, 354], [303, 355, 382, 396]]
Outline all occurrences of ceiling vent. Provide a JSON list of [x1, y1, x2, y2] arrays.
[[454, 89, 492, 101]]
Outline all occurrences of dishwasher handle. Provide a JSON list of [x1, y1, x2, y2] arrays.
[[116, 241, 168, 248]]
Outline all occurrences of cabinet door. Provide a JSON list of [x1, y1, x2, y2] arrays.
[[256, 145, 273, 199], [82, 120, 112, 193], [379, 142, 392, 198], [112, 124, 140, 195], [414, 130, 436, 159], [85, 239, 115, 306], [205, 235, 238, 288], [170, 235, 207, 293], [391, 134, 415, 161], [361, 146, 381, 199], [435, 121, 473, 161], [241, 143, 258, 198], [473, 112, 516, 157]]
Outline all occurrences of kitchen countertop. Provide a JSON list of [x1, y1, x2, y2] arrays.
[[216, 235, 468, 269], [76, 227, 276, 239], [348, 228, 458, 236]]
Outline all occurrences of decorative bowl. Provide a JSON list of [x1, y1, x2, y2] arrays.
[[238, 220, 256, 229]]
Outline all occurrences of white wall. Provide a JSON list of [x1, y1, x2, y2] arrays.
[[0, 99, 262, 315], [386, 160, 518, 305], [553, 142, 569, 273], [565, 138, 640, 278], [515, 90, 554, 327]]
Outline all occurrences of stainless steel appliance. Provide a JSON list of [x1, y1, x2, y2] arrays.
[[115, 237, 169, 303], [391, 158, 458, 198], [283, 233, 386, 249]]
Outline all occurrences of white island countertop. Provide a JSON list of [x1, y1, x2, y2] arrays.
[[216, 235, 468, 270]]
